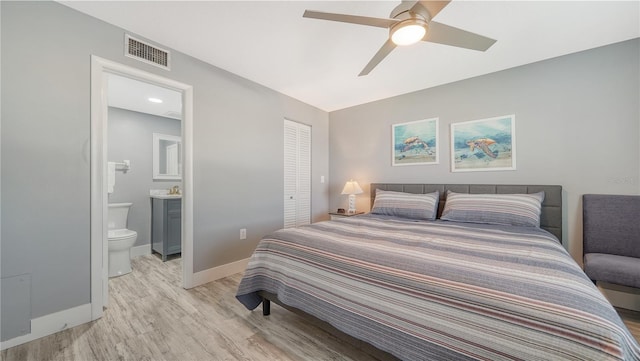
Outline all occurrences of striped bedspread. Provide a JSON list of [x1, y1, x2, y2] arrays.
[[236, 215, 640, 360]]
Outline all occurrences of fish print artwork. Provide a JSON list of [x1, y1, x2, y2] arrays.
[[392, 118, 439, 166], [451, 115, 516, 172]]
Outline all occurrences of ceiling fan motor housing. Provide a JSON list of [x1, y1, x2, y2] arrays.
[[390, 2, 432, 22]]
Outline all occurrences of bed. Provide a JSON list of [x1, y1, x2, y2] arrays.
[[236, 184, 640, 360]]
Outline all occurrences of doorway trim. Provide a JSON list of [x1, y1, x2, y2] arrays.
[[90, 55, 194, 320]]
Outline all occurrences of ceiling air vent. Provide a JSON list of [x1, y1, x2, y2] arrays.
[[125, 34, 170, 70]]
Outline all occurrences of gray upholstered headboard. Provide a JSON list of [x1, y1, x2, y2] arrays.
[[370, 183, 563, 243]]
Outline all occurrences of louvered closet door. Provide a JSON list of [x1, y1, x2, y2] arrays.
[[284, 119, 311, 228]]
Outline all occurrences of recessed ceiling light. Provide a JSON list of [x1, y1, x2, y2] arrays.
[[148, 97, 163, 103]]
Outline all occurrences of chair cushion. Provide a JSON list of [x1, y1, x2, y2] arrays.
[[584, 253, 640, 288]]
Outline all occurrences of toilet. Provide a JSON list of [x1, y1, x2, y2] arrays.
[[108, 202, 138, 277]]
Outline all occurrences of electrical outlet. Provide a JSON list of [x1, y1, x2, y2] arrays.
[[240, 228, 246, 240]]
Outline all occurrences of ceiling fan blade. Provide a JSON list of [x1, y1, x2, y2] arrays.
[[359, 39, 397, 76], [424, 21, 496, 51], [412, 1, 451, 20], [303, 10, 398, 28]]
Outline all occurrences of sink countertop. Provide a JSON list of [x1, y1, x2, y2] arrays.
[[150, 189, 182, 199], [150, 194, 182, 199]]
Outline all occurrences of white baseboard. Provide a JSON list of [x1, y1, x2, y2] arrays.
[[130, 244, 151, 259], [598, 282, 640, 312], [1, 303, 91, 351], [192, 258, 250, 287]]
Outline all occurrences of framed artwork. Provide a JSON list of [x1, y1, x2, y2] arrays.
[[450, 114, 516, 172], [392, 118, 439, 166]]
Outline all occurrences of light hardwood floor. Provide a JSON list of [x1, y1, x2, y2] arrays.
[[1, 255, 389, 361], [2, 254, 640, 361]]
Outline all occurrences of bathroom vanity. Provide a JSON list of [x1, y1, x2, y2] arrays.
[[151, 195, 181, 261]]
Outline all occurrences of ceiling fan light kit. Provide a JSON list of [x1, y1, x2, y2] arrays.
[[391, 19, 428, 46], [303, 0, 496, 76]]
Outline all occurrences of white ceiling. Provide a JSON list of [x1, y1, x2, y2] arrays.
[[107, 73, 183, 119], [63, 1, 640, 112]]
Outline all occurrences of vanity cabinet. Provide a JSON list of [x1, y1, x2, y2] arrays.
[[151, 198, 181, 261]]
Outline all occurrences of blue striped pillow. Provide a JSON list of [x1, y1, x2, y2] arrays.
[[441, 191, 545, 227], [371, 190, 439, 221]]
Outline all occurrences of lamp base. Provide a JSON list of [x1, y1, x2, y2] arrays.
[[347, 194, 357, 214]]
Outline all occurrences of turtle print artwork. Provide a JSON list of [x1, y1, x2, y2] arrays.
[[450, 115, 516, 172], [392, 118, 439, 166]]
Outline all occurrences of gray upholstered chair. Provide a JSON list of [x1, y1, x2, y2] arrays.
[[582, 194, 640, 288]]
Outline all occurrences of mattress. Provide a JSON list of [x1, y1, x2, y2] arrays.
[[236, 215, 640, 360]]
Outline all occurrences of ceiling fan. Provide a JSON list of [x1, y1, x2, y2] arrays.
[[303, 0, 496, 76]]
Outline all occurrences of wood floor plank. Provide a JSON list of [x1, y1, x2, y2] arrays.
[[618, 307, 640, 341], [2, 254, 639, 361]]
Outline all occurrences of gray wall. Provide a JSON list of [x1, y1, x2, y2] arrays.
[[329, 39, 640, 264], [1, 0, 329, 337], [107, 107, 181, 248]]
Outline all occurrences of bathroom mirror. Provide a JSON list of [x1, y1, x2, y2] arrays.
[[153, 133, 182, 180]]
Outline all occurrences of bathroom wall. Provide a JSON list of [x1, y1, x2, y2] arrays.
[[107, 106, 182, 250]]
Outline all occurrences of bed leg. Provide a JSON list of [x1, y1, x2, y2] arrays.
[[262, 299, 271, 316]]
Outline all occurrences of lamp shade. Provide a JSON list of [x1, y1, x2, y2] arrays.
[[341, 180, 363, 195]]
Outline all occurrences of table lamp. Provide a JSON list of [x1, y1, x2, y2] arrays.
[[341, 180, 363, 214]]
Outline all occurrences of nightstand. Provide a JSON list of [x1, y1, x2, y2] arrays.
[[329, 211, 364, 220]]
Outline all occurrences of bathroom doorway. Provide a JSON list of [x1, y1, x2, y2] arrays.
[[106, 73, 183, 265], [90, 56, 194, 320]]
